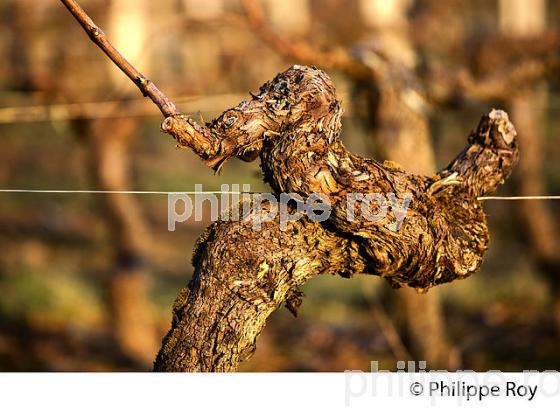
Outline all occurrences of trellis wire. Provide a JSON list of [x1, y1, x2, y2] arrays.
[[0, 189, 559, 201]]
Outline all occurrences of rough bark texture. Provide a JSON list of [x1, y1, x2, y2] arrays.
[[154, 65, 518, 371], [155, 215, 366, 371]]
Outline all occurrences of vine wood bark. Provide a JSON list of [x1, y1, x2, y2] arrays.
[[59, 0, 519, 372], [154, 67, 518, 371]]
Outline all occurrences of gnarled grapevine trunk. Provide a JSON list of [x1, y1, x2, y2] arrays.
[[154, 66, 518, 371], [58, 1, 518, 372]]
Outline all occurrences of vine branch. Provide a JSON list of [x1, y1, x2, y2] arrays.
[[59, 0, 178, 117]]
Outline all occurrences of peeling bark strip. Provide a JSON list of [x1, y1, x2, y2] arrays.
[[155, 66, 519, 371]]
